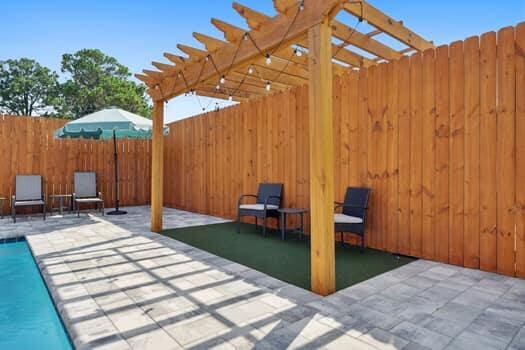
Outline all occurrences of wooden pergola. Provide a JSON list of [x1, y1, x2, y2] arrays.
[[139, 0, 434, 295]]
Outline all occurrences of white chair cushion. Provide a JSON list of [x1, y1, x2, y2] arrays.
[[239, 204, 278, 210], [15, 200, 45, 206], [334, 213, 363, 224], [75, 198, 103, 203]]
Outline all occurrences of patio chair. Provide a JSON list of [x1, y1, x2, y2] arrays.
[[73, 172, 104, 217], [237, 183, 283, 236], [11, 175, 46, 223], [334, 187, 371, 251]]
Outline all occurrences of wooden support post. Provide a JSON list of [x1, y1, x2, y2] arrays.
[[309, 18, 335, 296], [151, 99, 164, 232]]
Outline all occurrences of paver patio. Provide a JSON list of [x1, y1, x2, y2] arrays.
[[1, 206, 524, 349]]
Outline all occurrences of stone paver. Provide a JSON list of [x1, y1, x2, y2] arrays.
[[1, 206, 524, 349]]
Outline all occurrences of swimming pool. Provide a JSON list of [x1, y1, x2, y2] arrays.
[[0, 239, 72, 350]]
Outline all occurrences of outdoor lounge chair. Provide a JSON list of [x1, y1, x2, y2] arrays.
[[11, 175, 46, 223], [334, 187, 370, 251], [237, 183, 283, 236], [73, 172, 104, 217]]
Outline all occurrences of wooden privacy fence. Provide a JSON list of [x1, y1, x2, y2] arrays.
[[164, 23, 525, 278], [0, 116, 152, 213]]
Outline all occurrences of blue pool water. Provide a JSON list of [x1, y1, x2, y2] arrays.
[[0, 240, 72, 350]]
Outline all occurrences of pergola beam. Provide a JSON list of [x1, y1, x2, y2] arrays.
[[343, 1, 434, 51], [152, 61, 178, 73], [211, 18, 309, 68], [234, 2, 374, 67], [151, 0, 346, 101], [195, 89, 247, 102]]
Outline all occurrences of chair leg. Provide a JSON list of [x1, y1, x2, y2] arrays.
[[12, 204, 15, 223], [101, 201, 104, 216], [360, 235, 365, 253], [43, 204, 46, 221], [254, 217, 258, 231], [340, 232, 344, 247], [77, 203, 80, 218], [262, 216, 267, 236]]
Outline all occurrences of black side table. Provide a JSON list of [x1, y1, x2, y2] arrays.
[[277, 208, 308, 240]]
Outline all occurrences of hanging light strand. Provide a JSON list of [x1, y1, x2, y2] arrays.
[[188, 0, 304, 103], [332, 2, 363, 60]]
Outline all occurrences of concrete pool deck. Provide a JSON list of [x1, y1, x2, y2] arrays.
[[0, 206, 524, 349]]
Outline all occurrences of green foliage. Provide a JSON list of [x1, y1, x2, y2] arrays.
[[0, 58, 60, 116], [57, 49, 151, 118]]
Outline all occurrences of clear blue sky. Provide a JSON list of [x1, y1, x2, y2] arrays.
[[2, 1, 524, 123]]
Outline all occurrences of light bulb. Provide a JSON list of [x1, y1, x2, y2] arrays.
[[295, 49, 302, 57], [228, 95, 233, 101], [265, 54, 272, 65], [243, 33, 249, 41], [266, 81, 271, 91], [248, 66, 253, 74], [216, 84, 220, 90], [220, 75, 226, 84], [299, 1, 304, 11]]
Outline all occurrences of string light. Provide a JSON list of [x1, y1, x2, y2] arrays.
[[294, 48, 302, 57], [265, 81, 271, 92], [216, 84, 220, 90], [265, 54, 272, 65], [243, 33, 249, 41], [248, 66, 254, 74], [228, 95, 233, 101], [299, 1, 305, 11], [220, 75, 226, 84]]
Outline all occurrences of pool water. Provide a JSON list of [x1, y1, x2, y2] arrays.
[[0, 240, 72, 350]]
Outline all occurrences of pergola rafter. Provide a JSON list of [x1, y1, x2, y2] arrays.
[[142, 0, 434, 296]]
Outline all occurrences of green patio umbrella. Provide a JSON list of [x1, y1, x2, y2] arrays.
[[55, 107, 168, 215]]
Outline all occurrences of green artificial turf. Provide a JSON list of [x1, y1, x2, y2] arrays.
[[161, 222, 416, 291]]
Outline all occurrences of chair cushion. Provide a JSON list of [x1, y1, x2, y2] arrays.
[[15, 200, 45, 206], [334, 213, 363, 224], [239, 204, 278, 211], [75, 198, 103, 203]]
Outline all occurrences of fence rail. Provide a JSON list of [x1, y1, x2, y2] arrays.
[[164, 23, 525, 278]]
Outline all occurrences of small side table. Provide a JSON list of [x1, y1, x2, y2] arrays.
[[0, 197, 6, 219], [49, 194, 73, 215], [277, 208, 308, 240]]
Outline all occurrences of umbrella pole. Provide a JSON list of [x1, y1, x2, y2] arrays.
[[107, 129, 127, 215]]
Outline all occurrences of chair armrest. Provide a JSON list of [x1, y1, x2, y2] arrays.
[[237, 194, 257, 207], [98, 192, 103, 200], [263, 195, 281, 209], [335, 203, 368, 212]]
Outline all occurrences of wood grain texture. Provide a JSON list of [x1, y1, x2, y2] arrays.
[[162, 24, 523, 276], [0, 116, 151, 216], [308, 20, 335, 296]]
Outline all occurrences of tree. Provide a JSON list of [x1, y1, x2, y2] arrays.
[[0, 58, 60, 116], [57, 49, 151, 118]]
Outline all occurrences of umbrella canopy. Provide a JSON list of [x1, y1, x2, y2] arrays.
[[55, 107, 167, 139]]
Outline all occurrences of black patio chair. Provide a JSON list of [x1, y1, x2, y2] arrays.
[[237, 183, 283, 236], [11, 175, 46, 223], [334, 187, 371, 251]]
